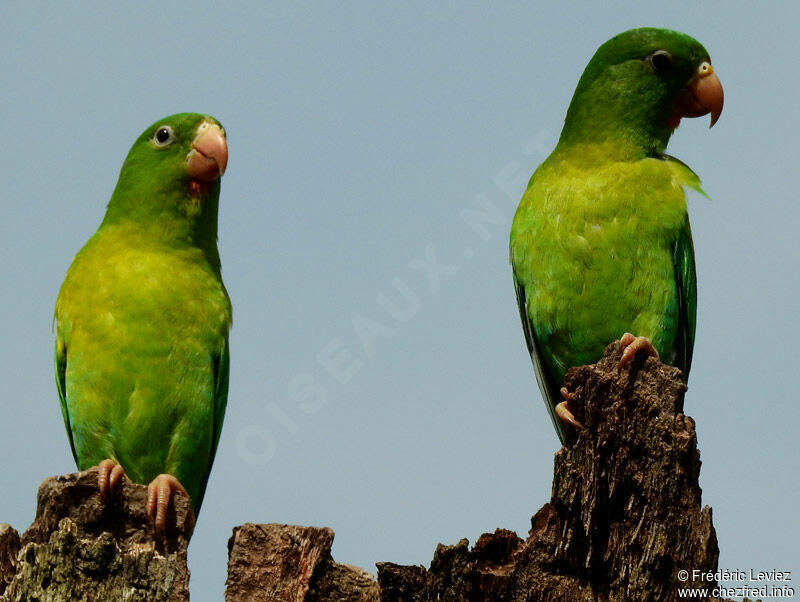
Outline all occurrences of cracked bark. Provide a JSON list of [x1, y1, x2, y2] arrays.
[[375, 342, 727, 601], [1, 342, 733, 601], [0, 467, 193, 601]]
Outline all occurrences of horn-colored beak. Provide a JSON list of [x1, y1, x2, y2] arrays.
[[187, 122, 228, 181], [671, 62, 724, 128]]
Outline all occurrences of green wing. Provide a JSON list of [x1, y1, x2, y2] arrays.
[[55, 336, 79, 466], [512, 217, 695, 444], [194, 338, 230, 513], [512, 270, 568, 444], [671, 216, 697, 378]]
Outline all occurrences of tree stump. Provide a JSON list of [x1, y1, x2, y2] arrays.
[[1, 342, 732, 601], [0, 467, 193, 601], [376, 342, 723, 601], [225, 523, 379, 601]]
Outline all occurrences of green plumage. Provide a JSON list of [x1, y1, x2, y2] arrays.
[[510, 29, 715, 443], [55, 113, 231, 512]]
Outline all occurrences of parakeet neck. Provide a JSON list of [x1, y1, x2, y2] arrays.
[[557, 75, 674, 161], [101, 179, 222, 272]]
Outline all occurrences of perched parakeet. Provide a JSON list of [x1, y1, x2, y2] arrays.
[[510, 28, 723, 443], [55, 113, 231, 529]]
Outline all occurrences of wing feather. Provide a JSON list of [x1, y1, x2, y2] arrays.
[[671, 216, 697, 378], [513, 270, 568, 444], [194, 338, 230, 513]]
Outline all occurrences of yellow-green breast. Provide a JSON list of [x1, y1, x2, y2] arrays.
[[510, 144, 694, 382], [55, 222, 231, 505]]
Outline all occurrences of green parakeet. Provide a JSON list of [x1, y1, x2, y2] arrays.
[[510, 28, 723, 443], [55, 113, 231, 529]]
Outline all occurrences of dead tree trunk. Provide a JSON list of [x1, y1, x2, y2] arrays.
[[225, 523, 379, 601], [377, 342, 722, 601], [1, 341, 731, 601], [0, 468, 193, 601], [225, 342, 729, 601]]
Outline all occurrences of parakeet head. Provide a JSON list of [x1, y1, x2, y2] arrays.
[[102, 113, 228, 250], [558, 28, 723, 156]]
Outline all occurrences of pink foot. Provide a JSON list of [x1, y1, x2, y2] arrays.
[[96, 459, 125, 502], [147, 474, 190, 533], [556, 387, 585, 430], [618, 332, 659, 368]]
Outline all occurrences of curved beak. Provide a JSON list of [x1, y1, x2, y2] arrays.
[[186, 122, 228, 181], [671, 62, 724, 128]]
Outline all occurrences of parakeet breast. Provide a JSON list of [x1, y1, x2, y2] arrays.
[[511, 147, 690, 382], [55, 223, 231, 500]]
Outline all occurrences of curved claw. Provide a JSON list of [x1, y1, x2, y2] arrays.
[[97, 459, 125, 502], [556, 388, 585, 430], [618, 333, 659, 368], [146, 474, 190, 534]]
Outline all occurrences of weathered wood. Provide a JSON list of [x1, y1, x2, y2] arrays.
[[0, 524, 20, 597], [225, 523, 379, 602], [1, 467, 192, 601], [376, 342, 724, 601], [1, 342, 732, 601]]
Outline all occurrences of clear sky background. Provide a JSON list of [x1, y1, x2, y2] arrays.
[[2, 3, 797, 600]]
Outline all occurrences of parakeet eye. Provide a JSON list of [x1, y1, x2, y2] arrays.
[[647, 50, 673, 73], [153, 126, 175, 147], [697, 61, 712, 76]]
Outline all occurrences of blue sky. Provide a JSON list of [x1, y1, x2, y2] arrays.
[[2, 3, 797, 600]]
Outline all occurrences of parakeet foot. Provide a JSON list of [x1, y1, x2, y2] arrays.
[[96, 459, 125, 502], [618, 333, 659, 368], [147, 474, 190, 533], [556, 387, 585, 430]]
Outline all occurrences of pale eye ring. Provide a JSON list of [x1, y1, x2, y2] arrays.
[[153, 125, 175, 146], [698, 61, 712, 75]]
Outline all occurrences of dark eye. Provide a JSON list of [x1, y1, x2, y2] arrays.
[[647, 50, 673, 73], [153, 126, 175, 146]]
